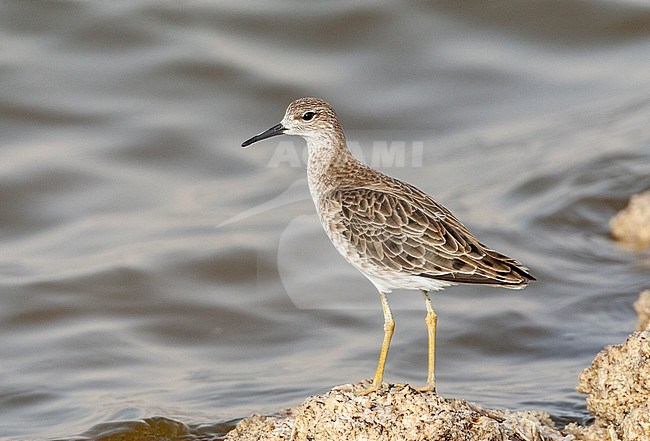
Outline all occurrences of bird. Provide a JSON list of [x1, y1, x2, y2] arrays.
[[241, 97, 535, 395]]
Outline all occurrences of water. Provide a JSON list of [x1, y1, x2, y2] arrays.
[[1, 1, 649, 439]]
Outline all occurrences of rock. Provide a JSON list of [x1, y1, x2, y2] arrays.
[[561, 422, 609, 441], [621, 403, 650, 441], [610, 190, 650, 249], [634, 290, 650, 331], [575, 328, 650, 439], [566, 403, 650, 441], [225, 382, 571, 441], [225, 413, 293, 441]]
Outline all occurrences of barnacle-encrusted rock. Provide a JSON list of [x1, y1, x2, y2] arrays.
[[226, 382, 570, 441], [571, 320, 650, 441], [620, 403, 650, 440], [610, 190, 650, 249], [576, 329, 650, 427]]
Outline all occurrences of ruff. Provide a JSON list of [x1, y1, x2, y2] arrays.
[[242, 97, 535, 394]]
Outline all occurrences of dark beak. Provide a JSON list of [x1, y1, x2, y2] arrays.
[[241, 123, 287, 148]]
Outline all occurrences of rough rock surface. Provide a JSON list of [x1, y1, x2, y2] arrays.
[[225, 382, 570, 441], [571, 327, 650, 440], [610, 190, 650, 249]]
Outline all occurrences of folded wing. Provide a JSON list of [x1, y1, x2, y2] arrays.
[[327, 185, 534, 288]]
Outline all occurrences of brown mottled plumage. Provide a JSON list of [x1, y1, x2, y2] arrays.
[[242, 97, 535, 394]]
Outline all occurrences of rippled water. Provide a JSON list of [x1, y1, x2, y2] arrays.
[[2, 1, 649, 440]]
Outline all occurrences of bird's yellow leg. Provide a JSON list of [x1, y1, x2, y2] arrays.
[[358, 291, 394, 395], [417, 290, 437, 392]]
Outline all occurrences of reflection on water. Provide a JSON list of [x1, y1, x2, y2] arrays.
[[1, 1, 649, 439]]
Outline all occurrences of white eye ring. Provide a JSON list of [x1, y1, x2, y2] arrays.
[[302, 111, 316, 121]]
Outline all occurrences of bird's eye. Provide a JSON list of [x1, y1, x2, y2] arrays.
[[302, 111, 316, 121]]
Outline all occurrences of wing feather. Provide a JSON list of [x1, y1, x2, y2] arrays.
[[327, 185, 534, 287]]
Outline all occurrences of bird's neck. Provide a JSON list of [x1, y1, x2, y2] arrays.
[[306, 132, 356, 196]]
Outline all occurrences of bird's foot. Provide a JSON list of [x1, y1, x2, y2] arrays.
[[415, 382, 436, 393], [355, 380, 388, 396]]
